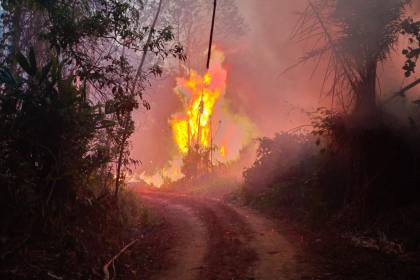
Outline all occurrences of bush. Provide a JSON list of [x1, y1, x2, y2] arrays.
[[0, 50, 109, 238], [242, 109, 420, 234]]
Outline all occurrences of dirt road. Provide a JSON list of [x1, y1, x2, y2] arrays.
[[139, 191, 298, 280]]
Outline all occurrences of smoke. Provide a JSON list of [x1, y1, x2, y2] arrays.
[[130, 0, 419, 178], [226, 0, 322, 136]]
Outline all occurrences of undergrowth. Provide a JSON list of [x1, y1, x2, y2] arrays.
[[0, 187, 149, 279], [242, 108, 420, 252]]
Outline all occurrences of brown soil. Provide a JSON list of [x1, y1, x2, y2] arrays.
[[137, 190, 302, 280]]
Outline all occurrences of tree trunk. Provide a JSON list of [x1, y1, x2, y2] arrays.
[[114, 117, 130, 199], [131, 0, 163, 95], [354, 60, 377, 117], [114, 146, 124, 199], [113, 0, 164, 200]]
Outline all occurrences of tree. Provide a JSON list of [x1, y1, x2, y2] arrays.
[[112, 0, 170, 198], [294, 0, 411, 115], [0, 48, 104, 224], [0, 0, 185, 227], [386, 17, 420, 101], [291, 0, 420, 221]]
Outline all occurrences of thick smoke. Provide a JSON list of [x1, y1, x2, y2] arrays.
[[130, 0, 418, 177]]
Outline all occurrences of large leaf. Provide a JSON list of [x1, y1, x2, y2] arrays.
[[39, 62, 52, 82], [16, 52, 34, 75], [105, 100, 117, 114], [29, 47, 37, 74], [0, 68, 16, 87], [98, 119, 116, 129]]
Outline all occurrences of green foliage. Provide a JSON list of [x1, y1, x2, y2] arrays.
[[0, 49, 107, 228], [117, 188, 147, 226], [333, 0, 410, 61], [243, 109, 420, 230], [242, 132, 332, 224], [243, 133, 316, 192], [401, 17, 420, 77], [0, 0, 185, 242], [1, 0, 185, 100]]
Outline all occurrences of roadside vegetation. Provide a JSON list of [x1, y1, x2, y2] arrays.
[[0, 0, 184, 278], [240, 1, 420, 279], [2, 0, 420, 279]]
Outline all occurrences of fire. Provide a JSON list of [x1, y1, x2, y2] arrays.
[[135, 47, 256, 187], [220, 145, 226, 157], [170, 50, 226, 155]]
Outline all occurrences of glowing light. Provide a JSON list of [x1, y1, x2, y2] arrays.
[[132, 47, 256, 188], [170, 55, 226, 154], [220, 145, 226, 157], [204, 73, 212, 85]]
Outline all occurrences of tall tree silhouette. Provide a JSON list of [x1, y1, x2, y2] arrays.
[[294, 0, 411, 116]]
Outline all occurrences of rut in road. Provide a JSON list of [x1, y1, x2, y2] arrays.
[[140, 191, 299, 280]]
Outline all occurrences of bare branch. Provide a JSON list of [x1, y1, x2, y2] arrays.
[[307, 1, 358, 93], [385, 77, 420, 103]]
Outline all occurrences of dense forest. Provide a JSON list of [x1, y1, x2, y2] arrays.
[[0, 0, 186, 278], [1, 0, 420, 279]]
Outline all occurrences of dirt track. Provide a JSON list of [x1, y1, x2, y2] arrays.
[[139, 191, 298, 280]]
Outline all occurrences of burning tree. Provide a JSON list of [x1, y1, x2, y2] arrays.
[[171, 48, 227, 178]]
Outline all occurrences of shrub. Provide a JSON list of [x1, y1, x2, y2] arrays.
[[243, 109, 420, 231]]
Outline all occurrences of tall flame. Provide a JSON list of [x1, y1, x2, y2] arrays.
[[170, 50, 227, 154], [135, 47, 256, 187]]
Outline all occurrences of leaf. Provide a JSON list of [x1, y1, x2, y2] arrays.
[[105, 101, 117, 114], [50, 57, 60, 82], [29, 47, 37, 74], [40, 62, 52, 82], [98, 120, 116, 129], [142, 100, 151, 110], [0, 68, 16, 86], [16, 52, 35, 75]]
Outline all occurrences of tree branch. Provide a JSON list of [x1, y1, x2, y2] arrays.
[[385, 78, 420, 103], [307, 1, 358, 93], [103, 239, 138, 280], [130, 0, 164, 96]]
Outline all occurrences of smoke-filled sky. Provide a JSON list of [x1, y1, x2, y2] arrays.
[[131, 0, 420, 176]]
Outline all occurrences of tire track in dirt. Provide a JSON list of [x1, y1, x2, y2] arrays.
[[139, 191, 298, 280], [167, 195, 257, 279], [140, 194, 207, 280], [235, 207, 298, 280]]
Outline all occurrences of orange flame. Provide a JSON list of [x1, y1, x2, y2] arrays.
[[170, 50, 226, 154], [135, 48, 256, 187], [220, 145, 226, 157]]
